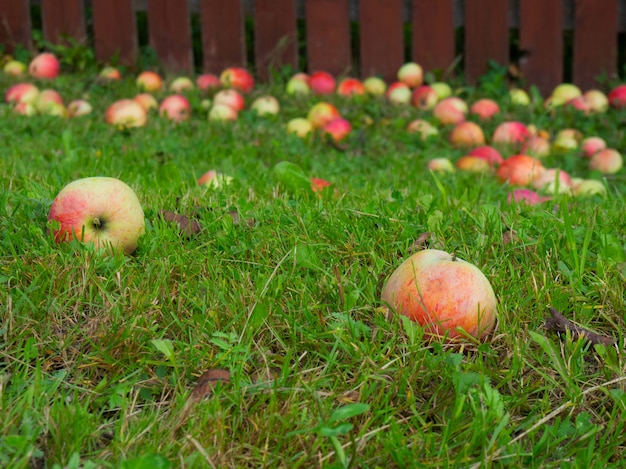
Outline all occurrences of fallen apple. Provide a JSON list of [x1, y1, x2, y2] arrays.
[[589, 149, 623, 174], [250, 95, 280, 116], [220, 67, 254, 93], [159, 94, 191, 122], [286, 117, 313, 138], [105, 99, 148, 128], [397, 62, 423, 88], [336, 78, 366, 97], [198, 170, 233, 188], [136, 71, 163, 92], [48, 177, 145, 255], [381, 249, 497, 340], [309, 71, 336, 95], [307, 102, 340, 129], [29, 52, 60, 79], [363, 76, 387, 96]]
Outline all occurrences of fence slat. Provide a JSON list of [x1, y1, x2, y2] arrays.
[[0, 0, 32, 52], [92, 0, 137, 66], [200, 0, 246, 74], [254, 0, 298, 80], [147, 0, 193, 73], [411, 0, 455, 76], [519, 0, 562, 96], [573, 0, 618, 90], [41, 0, 86, 46], [306, 0, 351, 76], [359, 0, 404, 82], [464, 0, 509, 84]]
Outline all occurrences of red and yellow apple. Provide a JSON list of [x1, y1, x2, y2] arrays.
[[220, 67, 254, 93], [29, 52, 60, 79], [496, 154, 545, 186], [309, 71, 336, 95], [159, 94, 191, 122], [397, 62, 423, 88], [105, 99, 148, 128], [136, 71, 163, 92]]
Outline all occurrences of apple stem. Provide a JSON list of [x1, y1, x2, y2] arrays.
[[93, 217, 102, 230], [451, 252, 457, 262]]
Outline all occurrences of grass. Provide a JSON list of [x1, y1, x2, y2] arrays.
[[1, 60, 626, 469]]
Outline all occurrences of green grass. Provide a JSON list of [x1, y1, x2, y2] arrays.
[[1, 62, 626, 469]]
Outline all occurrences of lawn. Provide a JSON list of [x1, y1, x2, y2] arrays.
[[1, 57, 626, 469]]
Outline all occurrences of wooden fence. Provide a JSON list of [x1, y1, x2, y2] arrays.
[[0, 0, 621, 96]]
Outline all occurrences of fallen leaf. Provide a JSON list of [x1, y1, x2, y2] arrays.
[[545, 308, 616, 347], [159, 210, 202, 236], [190, 368, 231, 402], [502, 229, 518, 245], [409, 232, 431, 252]]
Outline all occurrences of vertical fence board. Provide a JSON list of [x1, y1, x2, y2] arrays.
[[306, 0, 351, 76], [359, 0, 404, 82], [41, 0, 86, 45], [412, 0, 455, 76], [519, 0, 562, 96], [200, 0, 246, 73], [464, 0, 509, 84], [0, 0, 32, 52], [573, 0, 618, 90], [254, 0, 298, 79], [92, 0, 137, 66], [147, 0, 193, 73]]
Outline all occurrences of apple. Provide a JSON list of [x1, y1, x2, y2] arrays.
[[564, 96, 591, 113], [5, 82, 39, 104], [309, 71, 336, 95], [470, 98, 500, 120], [12, 102, 36, 116], [411, 85, 438, 110], [507, 189, 551, 205], [397, 62, 423, 88], [220, 67, 254, 93], [509, 88, 530, 106], [532, 168, 572, 194], [468, 145, 504, 168], [427, 158, 455, 173], [492, 121, 530, 151], [196, 73, 221, 91], [573, 179, 607, 197], [208, 103, 238, 121], [433, 97, 468, 125], [310, 177, 334, 194], [3, 60, 26, 76], [136, 71, 163, 92], [105, 99, 148, 128], [430, 82, 452, 100], [213, 88, 245, 111], [581, 136, 606, 158], [455, 156, 491, 173], [323, 117, 351, 142], [583, 89, 608, 113], [449, 121, 485, 148], [589, 149, 623, 174], [67, 99, 92, 117], [34, 88, 64, 114], [386, 82, 412, 105], [381, 249, 497, 341], [552, 129, 581, 154], [133, 93, 159, 112], [307, 102, 340, 129], [169, 76, 194, 93], [336, 77, 365, 97], [99, 66, 121, 80], [48, 177, 145, 255], [548, 83, 582, 107], [198, 170, 233, 188], [496, 154, 545, 186], [608, 84, 626, 109], [250, 95, 280, 116], [520, 135, 551, 158], [286, 117, 313, 138], [159, 94, 191, 122], [363, 76, 387, 96], [29, 52, 60, 79], [407, 119, 439, 140], [286, 74, 310, 96]]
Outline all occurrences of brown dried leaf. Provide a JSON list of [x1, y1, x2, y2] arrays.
[[502, 229, 518, 245], [159, 210, 203, 236], [250, 367, 280, 385], [190, 368, 231, 402], [545, 308, 616, 347], [409, 232, 431, 252]]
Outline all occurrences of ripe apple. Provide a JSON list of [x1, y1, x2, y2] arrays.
[[133, 93, 159, 112], [532, 168, 572, 194], [581, 136, 606, 158], [583, 89, 608, 113], [5, 82, 39, 104], [213, 88, 245, 111], [307, 102, 340, 129], [3, 60, 27, 76], [496, 154, 545, 186], [209, 103, 239, 121], [548, 83, 582, 107], [573, 179, 607, 197], [381, 249, 497, 340], [99, 66, 121, 80], [397, 62, 423, 88], [323, 117, 351, 142], [449, 121, 485, 148], [386, 82, 412, 105], [136, 71, 163, 92], [363, 76, 387, 96], [67, 99, 92, 117], [608, 84, 626, 109], [286, 74, 310, 96], [507, 189, 551, 205], [220, 67, 254, 93], [198, 170, 233, 188], [159, 94, 191, 122], [470, 98, 500, 120], [287, 117, 313, 138], [491, 121, 530, 151], [13, 101, 36, 116], [430, 82, 452, 100], [407, 119, 439, 140], [310, 177, 334, 194], [196, 73, 221, 91], [427, 158, 455, 173], [336, 77, 365, 97], [455, 156, 491, 173], [509, 88, 530, 106], [250, 95, 280, 116], [468, 145, 503, 168], [521, 135, 551, 158], [411, 85, 438, 110], [105, 99, 148, 128], [309, 71, 336, 95], [29, 52, 60, 79], [564, 96, 591, 113], [552, 129, 581, 154], [169, 76, 194, 93], [48, 177, 145, 255], [34, 88, 64, 114], [589, 149, 623, 174], [433, 97, 468, 125]]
